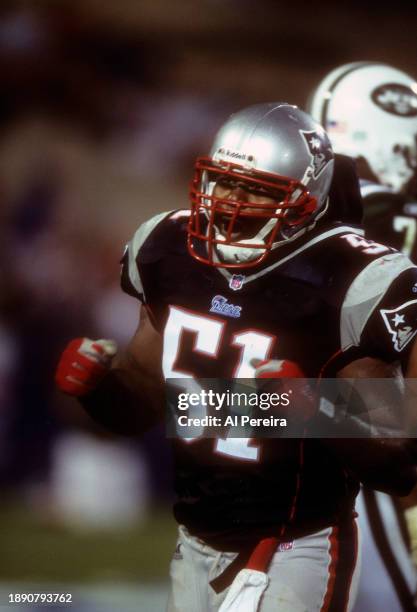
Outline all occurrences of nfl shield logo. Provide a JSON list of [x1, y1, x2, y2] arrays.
[[278, 541, 293, 552], [229, 274, 245, 291]]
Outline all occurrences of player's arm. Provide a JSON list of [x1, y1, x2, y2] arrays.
[[56, 213, 176, 435], [405, 336, 417, 432], [325, 355, 417, 496], [84, 305, 165, 435], [56, 305, 165, 436], [255, 355, 416, 495], [397, 338, 417, 565], [317, 252, 417, 495]]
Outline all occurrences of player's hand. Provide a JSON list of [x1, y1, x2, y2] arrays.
[[253, 358, 305, 379], [253, 359, 317, 423], [55, 338, 118, 397]]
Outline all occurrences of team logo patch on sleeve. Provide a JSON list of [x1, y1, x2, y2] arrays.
[[300, 130, 333, 179], [380, 299, 417, 351]]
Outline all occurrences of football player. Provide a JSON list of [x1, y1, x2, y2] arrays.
[[56, 103, 417, 612], [308, 62, 417, 612]]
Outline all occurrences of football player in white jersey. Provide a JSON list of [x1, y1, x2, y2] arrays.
[[56, 102, 417, 611], [308, 61, 417, 612]]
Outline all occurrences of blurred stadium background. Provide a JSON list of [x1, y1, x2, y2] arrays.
[[0, 1, 416, 610]]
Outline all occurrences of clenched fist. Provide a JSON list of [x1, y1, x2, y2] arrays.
[[254, 359, 317, 423], [55, 338, 117, 396]]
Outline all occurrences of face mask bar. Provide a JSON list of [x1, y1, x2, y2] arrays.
[[188, 157, 317, 268]]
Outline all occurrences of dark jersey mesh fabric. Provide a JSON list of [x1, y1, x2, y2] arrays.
[[119, 175, 416, 548]]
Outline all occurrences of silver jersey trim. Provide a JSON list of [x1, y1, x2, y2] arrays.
[[217, 225, 365, 286], [359, 179, 396, 200], [127, 210, 173, 300], [340, 252, 416, 350]]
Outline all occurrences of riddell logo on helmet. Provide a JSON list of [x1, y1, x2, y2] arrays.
[[215, 148, 255, 167], [371, 83, 417, 117]]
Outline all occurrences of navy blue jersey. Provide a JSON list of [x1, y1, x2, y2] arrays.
[[121, 211, 417, 548]]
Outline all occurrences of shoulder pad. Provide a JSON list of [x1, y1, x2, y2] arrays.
[[359, 179, 404, 202], [129, 209, 190, 262], [121, 209, 190, 300], [341, 251, 416, 349]]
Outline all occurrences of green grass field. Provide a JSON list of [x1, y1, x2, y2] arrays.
[[0, 502, 176, 584]]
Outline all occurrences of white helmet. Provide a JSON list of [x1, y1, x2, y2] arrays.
[[307, 62, 417, 193], [188, 103, 334, 268]]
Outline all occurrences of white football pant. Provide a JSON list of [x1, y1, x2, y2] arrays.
[[167, 521, 360, 612]]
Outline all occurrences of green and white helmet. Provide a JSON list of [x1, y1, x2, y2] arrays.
[[307, 62, 417, 193]]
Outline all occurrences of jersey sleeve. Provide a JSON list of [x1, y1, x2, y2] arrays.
[[120, 211, 173, 303], [340, 251, 417, 365]]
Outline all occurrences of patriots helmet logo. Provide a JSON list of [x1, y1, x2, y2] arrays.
[[380, 299, 417, 352], [300, 130, 333, 179]]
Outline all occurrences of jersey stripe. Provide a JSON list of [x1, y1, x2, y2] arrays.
[[360, 179, 397, 199], [321, 526, 339, 611], [321, 519, 358, 612], [217, 224, 365, 286]]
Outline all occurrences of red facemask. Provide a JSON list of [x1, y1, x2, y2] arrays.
[[188, 157, 317, 268]]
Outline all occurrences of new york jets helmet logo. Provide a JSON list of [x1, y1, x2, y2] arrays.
[[371, 83, 417, 117]]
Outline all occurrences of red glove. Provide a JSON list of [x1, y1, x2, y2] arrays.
[[55, 338, 117, 397], [255, 359, 305, 379], [254, 359, 316, 422]]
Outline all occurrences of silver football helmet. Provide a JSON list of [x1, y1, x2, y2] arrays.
[[188, 103, 334, 268], [307, 62, 417, 193]]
